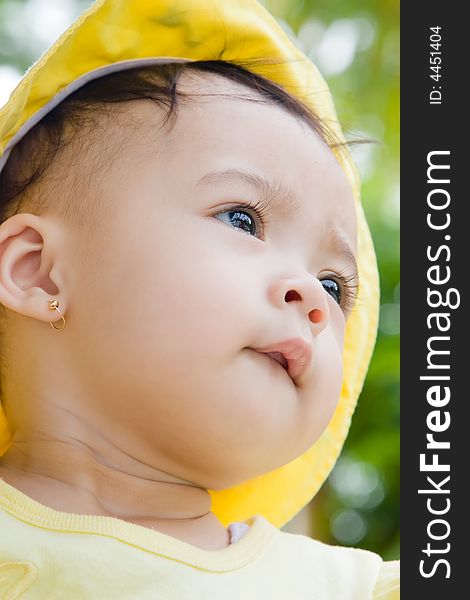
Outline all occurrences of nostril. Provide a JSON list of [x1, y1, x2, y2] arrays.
[[309, 308, 324, 324], [285, 290, 301, 302]]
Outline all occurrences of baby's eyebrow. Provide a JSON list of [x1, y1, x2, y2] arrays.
[[196, 168, 302, 217], [197, 167, 359, 281], [321, 225, 359, 284]]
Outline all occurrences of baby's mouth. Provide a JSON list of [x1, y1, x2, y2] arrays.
[[249, 337, 313, 386], [263, 351, 288, 370]]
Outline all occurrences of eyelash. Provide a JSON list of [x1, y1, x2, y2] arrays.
[[213, 197, 359, 314]]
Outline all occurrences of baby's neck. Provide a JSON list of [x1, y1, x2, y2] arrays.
[[0, 442, 231, 551]]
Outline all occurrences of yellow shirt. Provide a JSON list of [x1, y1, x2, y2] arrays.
[[0, 478, 399, 599]]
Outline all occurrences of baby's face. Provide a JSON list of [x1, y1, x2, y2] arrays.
[[69, 71, 358, 490]]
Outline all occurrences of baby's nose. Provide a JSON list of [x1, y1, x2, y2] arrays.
[[270, 273, 330, 335]]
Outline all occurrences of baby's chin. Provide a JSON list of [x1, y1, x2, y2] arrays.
[[195, 413, 335, 491]]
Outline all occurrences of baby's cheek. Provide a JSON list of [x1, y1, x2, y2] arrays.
[[331, 350, 344, 396], [330, 309, 347, 352], [325, 338, 344, 405]]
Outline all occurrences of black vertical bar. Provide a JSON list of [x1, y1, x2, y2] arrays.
[[401, 2, 466, 596]]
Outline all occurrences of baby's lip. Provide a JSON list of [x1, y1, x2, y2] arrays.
[[250, 337, 313, 385]]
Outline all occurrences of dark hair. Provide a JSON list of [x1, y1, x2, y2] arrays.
[[0, 59, 350, 230]]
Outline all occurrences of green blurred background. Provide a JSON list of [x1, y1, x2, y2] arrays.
[[0, 0, 399, 560]]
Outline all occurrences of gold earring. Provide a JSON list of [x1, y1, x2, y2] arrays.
[[48, 299, 66, 331]]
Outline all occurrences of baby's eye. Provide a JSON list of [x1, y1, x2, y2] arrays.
[[213, 199, 270, 239], [320, 275, 358, 315], [321, 278, 342, 305], [215, 207, 259, 237]]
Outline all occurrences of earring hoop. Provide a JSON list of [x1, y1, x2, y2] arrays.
[[48, 299, 66, 331]]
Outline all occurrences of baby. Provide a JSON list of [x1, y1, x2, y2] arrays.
[[0, 0, 399, 598]]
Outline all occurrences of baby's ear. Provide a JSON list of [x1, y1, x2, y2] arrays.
[[0, 212, 68, 324]]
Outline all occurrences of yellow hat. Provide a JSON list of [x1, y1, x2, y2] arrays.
[[0, 0, 379, 529]]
